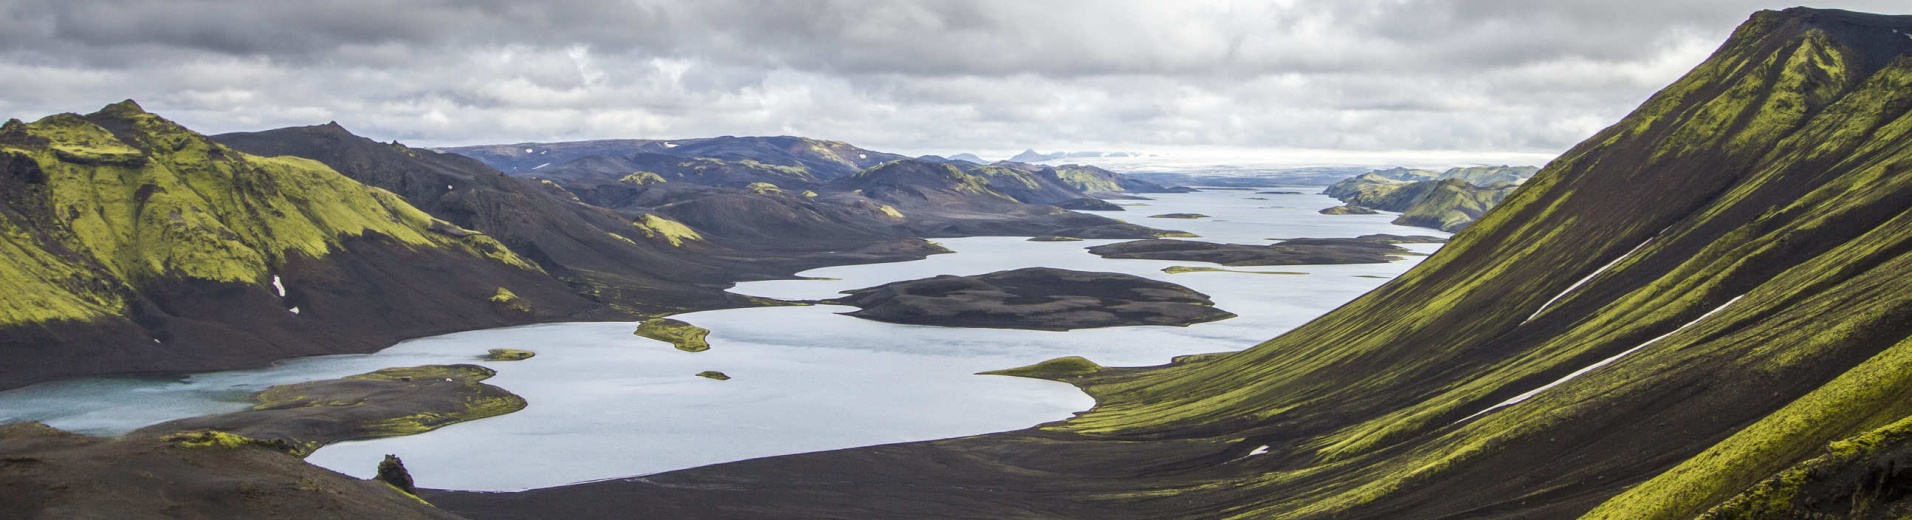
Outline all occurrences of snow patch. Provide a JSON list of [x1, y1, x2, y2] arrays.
[[858, 153, 868, 159], [1462, 295, 1746, 424], [446, 184, 454, 190], [523, 148, 533, 153], [533, 163, 551, 170], [271, 275, 286, 298], [289, 307, 301, 315], [1248, 445, 1269, 456], [663, 142, 677, 148], [1523, 236, 1656, 324]]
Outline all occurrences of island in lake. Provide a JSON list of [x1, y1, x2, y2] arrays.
[[827, 267, 1236, 331], [1087, 234, 1446, 266]]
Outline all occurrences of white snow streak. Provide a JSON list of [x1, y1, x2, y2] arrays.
[[271, 275, 286, 298], [1523, 237, 1656, 324], [1460, 295, 1746, 424]]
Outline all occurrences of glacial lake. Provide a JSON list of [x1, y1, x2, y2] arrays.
[[0, 188, 1445, 491]]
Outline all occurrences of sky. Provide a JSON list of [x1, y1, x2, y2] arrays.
[[0, 1, 1900, 167]]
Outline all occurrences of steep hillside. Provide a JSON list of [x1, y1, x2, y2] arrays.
[[435, 8, 1912, 519], [214, 124, 751, 315], [0, 101, 593, 390]]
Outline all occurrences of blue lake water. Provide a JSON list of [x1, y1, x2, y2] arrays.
[[0, 189, 1445, 491]]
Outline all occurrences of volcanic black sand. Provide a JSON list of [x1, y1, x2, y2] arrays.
[[826, 267, 1236, 331], [1087, 234, 1445, 266], [0, 364, 524, 519]]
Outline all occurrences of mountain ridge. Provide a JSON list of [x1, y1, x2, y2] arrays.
[[431, 7, 1912, 519]]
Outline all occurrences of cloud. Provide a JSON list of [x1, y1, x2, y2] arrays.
[[0, 0, 1893, 163]]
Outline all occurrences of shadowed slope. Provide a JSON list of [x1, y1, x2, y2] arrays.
[[432, 8, 1912, 519], [0, 102, 593, 390]]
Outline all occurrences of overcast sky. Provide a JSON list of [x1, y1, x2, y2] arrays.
[[0, 1, 1899, 165]]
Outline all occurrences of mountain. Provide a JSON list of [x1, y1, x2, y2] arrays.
[[946, 153, 986, 164], [1343, 165, 1538, 186], [826, 159, 1174, 239], [1008, 149, 1141, 162], [0, 101, 595, 390], [213, 124, 756, 315], [441, 136, 908, 188], [1125, 166, 1374, 187], [1039, 164, 1191, 195], [434, 8, 1912, 519], [1324, 165, 1537, 231]]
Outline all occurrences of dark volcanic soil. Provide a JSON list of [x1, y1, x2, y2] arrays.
[[131, 364, 526, 454], [0, 364, 526, 519], [827, 267, 1236, 331], [1087, 234, 1446, 266]]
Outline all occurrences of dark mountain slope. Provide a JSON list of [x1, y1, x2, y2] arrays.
[[825, 159, 1176, 238], [0, 102, 592, 390], [434, 8, 1912, 519], [214, 124, 750, 314], [442, 136, 906, 181]]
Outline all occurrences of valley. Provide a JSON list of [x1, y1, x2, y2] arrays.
[[3, 5, 1912, 520]]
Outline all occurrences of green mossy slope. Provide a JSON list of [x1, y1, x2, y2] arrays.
[[0, 102, 589, 390], [1054, 9, 1912, 519], [0, 101, 537, 327]]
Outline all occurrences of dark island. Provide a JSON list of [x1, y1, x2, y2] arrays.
[[826, 267, 1235, 331], [1087, 234, 1446, 266]]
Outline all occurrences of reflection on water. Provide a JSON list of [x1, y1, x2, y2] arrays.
[[0, 189, 1445, 491]]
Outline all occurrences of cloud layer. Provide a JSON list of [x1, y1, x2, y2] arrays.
[[0, 0, 1895, 162]]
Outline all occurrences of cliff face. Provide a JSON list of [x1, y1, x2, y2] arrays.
[[433, 8, 1912, 519], [0, 102, 594, 390]]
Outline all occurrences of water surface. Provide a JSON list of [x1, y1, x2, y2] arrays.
[[0, 189, 1444, 491]]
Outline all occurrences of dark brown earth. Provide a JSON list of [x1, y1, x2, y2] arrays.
[[0, 364, 526, 519], [827, 267, 1235, 331], [1086, 234, 1446, 266], [129, 364, 525, 454]]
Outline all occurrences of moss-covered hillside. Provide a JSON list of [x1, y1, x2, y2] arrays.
[[0, 101, 594, 389], [433, 8, 1912, 519], [1325, 172, 1525, 232]]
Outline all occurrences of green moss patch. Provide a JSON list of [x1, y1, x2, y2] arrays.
[[980, 356, 1104, 380], [632, 214, 704, 247], [635, 318, 712, 352], [483, 348, 535, 361], [695, 371, 731, 381]]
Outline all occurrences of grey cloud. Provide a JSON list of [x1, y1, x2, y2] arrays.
[[0, 0, 1898, 161]]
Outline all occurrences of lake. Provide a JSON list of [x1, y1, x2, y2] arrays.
[[0, 188, 1444, 491]]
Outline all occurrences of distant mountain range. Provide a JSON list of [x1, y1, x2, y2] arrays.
[[1008, 149, 1145, 163]]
